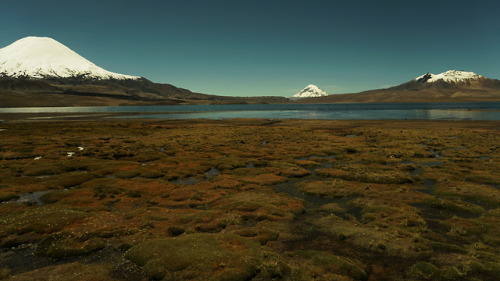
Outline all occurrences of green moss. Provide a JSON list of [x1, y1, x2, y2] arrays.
[[23, 162, 63, 176], [0, 192, 19, 202], [464, 175, 499, 185], [6, 262, 115, 281], [35, 232, 106, 259], [407, 262, 463, 281], [436, 266, 463, 281], [318, 203, 348, 214], [233, 227, 279, 245], [429, 199, 485, 215], [255, 252, 292, 280], [434, 182, 500, 206], [254, 229, 279, 245], [40, 189, 73, 204], [215, 159, 248, 171], [408, 262, 439, 279], [115, 170, 141, 179], [294, 250, 366, 280], [0, 206, 88, 239], [234, 201, 261, 212], [82, 178, 124, 199], [0, 267, 10, 280], [467, 260, 500, 278], [125, 233, 262, 281], [428, 241, 467, 254], [44, 172, 96, 189], [139, 170, 164, 179], [127, 151, 163, 162], [473, 250, 499, 262], [212, 192, 302, 222], [315, 167, 414, 184], [315, 215, 432, 258], [80, 160, 138, 175]]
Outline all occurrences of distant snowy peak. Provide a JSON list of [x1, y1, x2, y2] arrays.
[[416, 70, 483, 83], [0, 36, 139, 80], [292, 84, 329, 99]]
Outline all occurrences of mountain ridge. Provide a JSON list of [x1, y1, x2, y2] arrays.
[[389, 70, 500, 91], [415, 70, 483, 83], [1, 36, 499, 106], [295, 70, 500, 103]]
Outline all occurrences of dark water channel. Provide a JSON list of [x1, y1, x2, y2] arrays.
[[270, 155, 363, 223]]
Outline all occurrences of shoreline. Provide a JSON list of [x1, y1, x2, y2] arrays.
[[1, 101, 499, 122], [1, 113, 500, 127]]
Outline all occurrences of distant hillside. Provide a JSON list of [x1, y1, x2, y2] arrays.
[[0, 77, 289, 107]]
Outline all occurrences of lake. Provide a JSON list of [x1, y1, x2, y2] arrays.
[[1, 102, 499, 120]]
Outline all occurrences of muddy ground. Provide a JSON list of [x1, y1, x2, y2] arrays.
[[0, 119, 498, 281]]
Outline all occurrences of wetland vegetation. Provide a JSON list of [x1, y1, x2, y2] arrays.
[[0, 119, 498, 280]]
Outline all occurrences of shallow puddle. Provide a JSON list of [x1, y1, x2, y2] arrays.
[[171, 177, 199, 185], [34, 175, 53, 179], [402, 160, 443, 167], [271, 174, 356, 210], [15, 190, 52, 205], [298, 155, 336, 161], [205, 168, 220, 179]]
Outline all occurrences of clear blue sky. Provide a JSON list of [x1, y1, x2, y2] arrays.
[[2, 0, 499, 97]]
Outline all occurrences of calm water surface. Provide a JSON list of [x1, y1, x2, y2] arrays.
[[1, 102, 499, 120]]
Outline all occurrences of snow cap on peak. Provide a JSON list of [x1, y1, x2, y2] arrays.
[[13, 36, 60, 43], [292, 84, 329, 99], [12, 36, 58, 44], [0, 36, 139, 80], [303, 84, 322, 91], [305, 84, 319, 88], [416, 70, 483, 83]]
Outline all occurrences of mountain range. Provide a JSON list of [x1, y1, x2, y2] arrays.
[[298, 70, 500, 103], [1, 36, 499, 107]]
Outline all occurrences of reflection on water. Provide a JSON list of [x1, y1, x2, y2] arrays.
[[110, 109, 500, 121], [1, 102, 499, 121], [416, 109, 495, 120]]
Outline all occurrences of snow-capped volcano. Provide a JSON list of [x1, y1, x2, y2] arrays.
[[415, 70, 483, 83], [388, 69, 500, 91], [0, 36, 139, 80], [292, 84, 329, 99]]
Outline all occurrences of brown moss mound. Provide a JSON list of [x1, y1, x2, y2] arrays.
[[35, 232, 106, 259], [7, 262, 117, 281], [0, 206, 87, 241], [293, 250, 367, 281]]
